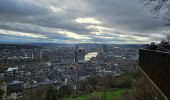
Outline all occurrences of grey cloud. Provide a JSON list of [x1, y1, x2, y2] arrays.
[[86, 0, 166, 32], [0, 22, 81, 41], [0, 0, 168, 43], [0, 0, 51, 16]]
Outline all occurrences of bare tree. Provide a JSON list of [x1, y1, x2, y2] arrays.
[[165, 33, 170, 43], [161, 33, 170, 43], [140, 0, 170, 23]]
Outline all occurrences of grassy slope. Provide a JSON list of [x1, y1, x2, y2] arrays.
[[62, 88, 131, 100]]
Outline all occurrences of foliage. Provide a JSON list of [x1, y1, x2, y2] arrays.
[[79, 79, 89, 91], [162, 33, 170, 43], [46, 86, 57, 100], [0, 89, 3, 100], [0, 79, 4, 100], [114, 74, 133, 88], [135, 75, 164, 100], [62, 89, 133, 100], [43, 70, 165, 100], [78, 72, 137, 94], [146, 33, 170, 51], [87, 75, 99, 86], [45, 85, 73, 100], [148, 42, 157, 50], [58, 85, 72, 98]]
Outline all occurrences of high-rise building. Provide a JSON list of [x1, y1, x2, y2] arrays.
[[74, 45, 86, 62]]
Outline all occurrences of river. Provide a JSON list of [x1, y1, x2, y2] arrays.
[[85, 52, 98, 61]]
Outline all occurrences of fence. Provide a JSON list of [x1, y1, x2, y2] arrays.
[[139, 49, 170, 99]]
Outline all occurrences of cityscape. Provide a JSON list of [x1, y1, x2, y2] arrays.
[[0, 0, 170, 100], [0, 44, 140, 99]]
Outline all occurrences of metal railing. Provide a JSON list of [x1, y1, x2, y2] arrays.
[[139, 49, 170, 99]]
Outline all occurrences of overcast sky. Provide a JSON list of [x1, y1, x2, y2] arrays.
[[0, 0, 169, 44]]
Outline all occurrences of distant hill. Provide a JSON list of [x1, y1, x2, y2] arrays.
[[0, 43, 145, 49], [29, 43, 145, 49], [112, 44, 145, 48], [33, 43, 145, 48], [0, 44, 42, 49]]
